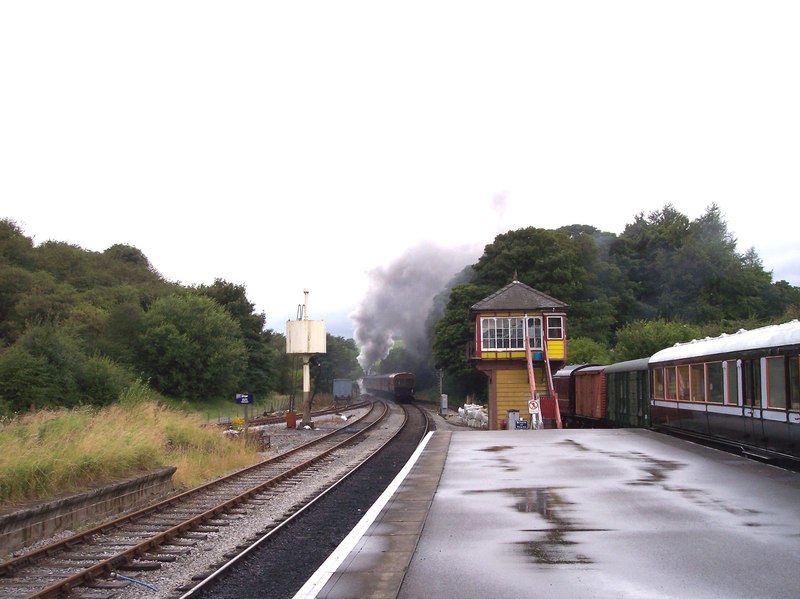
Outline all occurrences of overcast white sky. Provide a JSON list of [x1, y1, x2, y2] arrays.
[[2, 2, 798, 339]]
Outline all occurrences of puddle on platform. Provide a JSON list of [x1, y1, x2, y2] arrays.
[[478, 445, 519, 471], [559, 438, 591, 452], [466, 486, 595, 565], [480, 445, 515, 452], [599, 450, 763, 524]]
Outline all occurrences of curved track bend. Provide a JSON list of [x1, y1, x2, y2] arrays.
[[0, 401, 393, 598]]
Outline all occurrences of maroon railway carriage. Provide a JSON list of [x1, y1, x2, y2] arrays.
[[362, 372, 416, 403]]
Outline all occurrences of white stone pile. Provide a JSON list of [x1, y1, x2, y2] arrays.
[[457, 403, 488, 429]]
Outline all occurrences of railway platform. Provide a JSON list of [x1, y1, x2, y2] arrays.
[[295, 427, 800, 599]]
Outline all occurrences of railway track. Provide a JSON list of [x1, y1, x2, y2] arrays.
[[0, 400, 397, 598], [177, 400, 431, 599]]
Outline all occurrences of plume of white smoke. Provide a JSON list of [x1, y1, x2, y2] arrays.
[[350, 242, 481, 372]]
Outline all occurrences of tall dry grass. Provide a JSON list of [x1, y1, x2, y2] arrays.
[[0, 381, 263, 510]]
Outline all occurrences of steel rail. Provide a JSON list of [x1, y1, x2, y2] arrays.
[[176, 401, 429, 599], [0, 402, 386, 598]]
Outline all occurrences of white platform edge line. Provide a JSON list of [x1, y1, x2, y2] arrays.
[[291, 430, 436, 599]]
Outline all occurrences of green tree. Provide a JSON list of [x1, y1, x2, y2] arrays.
[[472, 228, 590, 301], [310, 334, 361, 402], [0, 219, 35, 268], [567, 337, 612, 364], [198, 279, 278, 397], [472, 226, 620, 344], [77, 354, 134, 407], [766, 280, 800, 319], [102, 243, 154, 272], [610, 204, 691, 322], [0, 341, 57, 412], [0, 265, 36, 343], [432, 283, 489, 377], [97, 301, 145, 366], [139, 293, 247, 400], [609, 203, 782, 326], [4, 270, 78, 340], [0, 322, 132, 412], [612, 320, 702, 362]]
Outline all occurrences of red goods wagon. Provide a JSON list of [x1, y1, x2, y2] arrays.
[[574, 365, 607, 423]]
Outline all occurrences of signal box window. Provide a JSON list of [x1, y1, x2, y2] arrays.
[[527, 317, 543, 349], [546, 316, 563, 339], [481, 317, 542, 351]]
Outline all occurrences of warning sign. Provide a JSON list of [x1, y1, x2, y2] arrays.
[[528, 397, 540, 414]]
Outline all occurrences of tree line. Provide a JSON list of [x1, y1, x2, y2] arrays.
[[0, 219, 362, 415], [2, 204, 799, 414], [429, 204, 800, 400]]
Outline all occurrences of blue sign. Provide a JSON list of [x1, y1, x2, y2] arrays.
[[515, 419, 529, 429], [235, 393, 253, 405]]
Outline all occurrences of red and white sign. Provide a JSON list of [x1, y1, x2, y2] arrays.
[[528, 397, 540, 414]]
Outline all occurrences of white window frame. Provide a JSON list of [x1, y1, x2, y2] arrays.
[[546, 315, 564, 340], [480, 316, 543, 351]]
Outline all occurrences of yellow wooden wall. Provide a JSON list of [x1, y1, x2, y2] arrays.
[[547, 339, 565, 360], [494, 367, 545, 428]]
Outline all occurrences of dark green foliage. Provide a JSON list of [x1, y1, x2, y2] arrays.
[[431, 205, 800, 397], [0, 343, 54, 412], [0, 322, 132, 411], [138, 293, 247, 401], [567, 337, 612, 364], [97, 301, 144, 366], [0, 219, 35, 267], [611, 320, 702, 362], [77, 355, 134, 407], [309, 334, 362, 400], [0, 222, 285, 414], [432, 283, 491, 376], [103, 244, 154, 271], [197, 279, 277, 398]]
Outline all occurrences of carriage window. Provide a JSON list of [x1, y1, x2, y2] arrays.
[[653, 368, 665, 400], [742, 359, 761, 407], [706, 362, 723, 403], [690, 364, 706, 402], [790, 357, 800, 411], [726, 360, 739, 405], [677, 366, 690, 401], [666, 367, 677, 400], [766, 357, 786, 409]]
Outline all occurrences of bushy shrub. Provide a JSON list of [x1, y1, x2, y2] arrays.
[[0, 322, 135, 414]]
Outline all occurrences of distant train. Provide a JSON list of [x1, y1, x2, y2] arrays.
[[554, 320, 800, 466], [362, 372, 416, 403]]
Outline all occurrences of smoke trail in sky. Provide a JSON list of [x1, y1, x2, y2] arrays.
[[350, 242, 480, 372]]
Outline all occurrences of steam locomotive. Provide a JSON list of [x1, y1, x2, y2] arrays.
[[554, 320, 800, 467]]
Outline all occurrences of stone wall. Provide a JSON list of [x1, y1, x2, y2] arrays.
[[0, 467, 176, 557]]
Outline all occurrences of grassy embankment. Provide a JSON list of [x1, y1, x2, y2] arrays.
[[0, 382, 298, 512]]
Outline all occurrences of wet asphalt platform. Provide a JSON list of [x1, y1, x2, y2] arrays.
[[294, 428, 800, 599]]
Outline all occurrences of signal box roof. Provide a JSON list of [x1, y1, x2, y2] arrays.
[[471, 280, 568, 313]]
